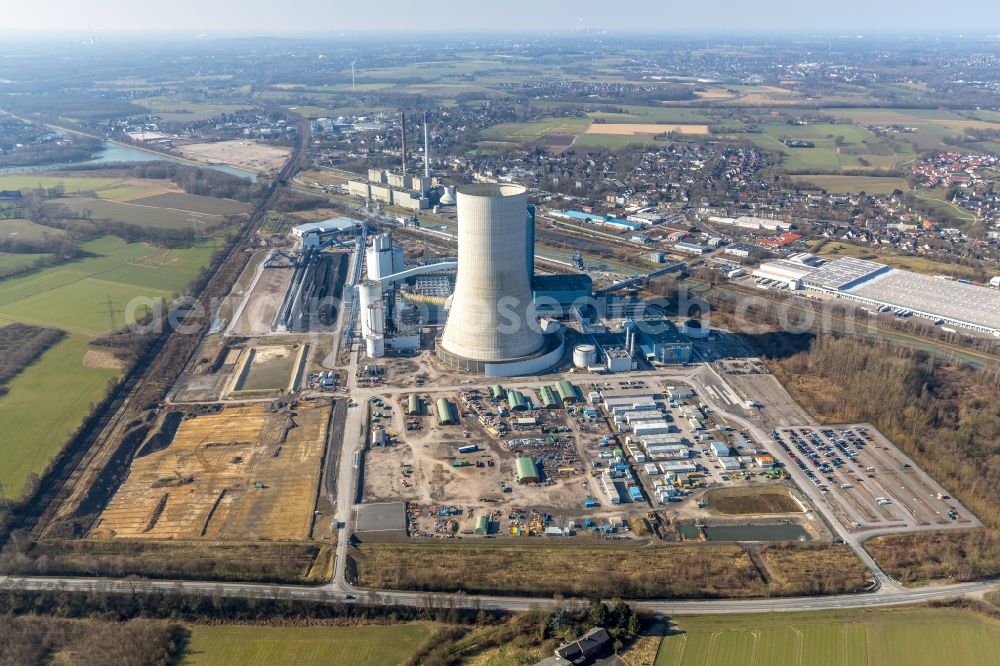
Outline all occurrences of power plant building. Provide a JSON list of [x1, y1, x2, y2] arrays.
[[438, 184, 565, 376], [630, 319, 693, 364], [365, 233, 405, 281]]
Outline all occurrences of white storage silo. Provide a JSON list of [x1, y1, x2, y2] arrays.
[[573, 344, 597, 368]]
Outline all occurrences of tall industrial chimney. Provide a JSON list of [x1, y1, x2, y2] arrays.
[[400, 112, 407, 174], [423, 111, 430, 179]]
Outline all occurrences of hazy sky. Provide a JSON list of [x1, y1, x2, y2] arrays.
[[2, 0, 998, 35]]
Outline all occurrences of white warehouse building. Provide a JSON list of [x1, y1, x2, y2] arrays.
[[752, 259, 816, 289]]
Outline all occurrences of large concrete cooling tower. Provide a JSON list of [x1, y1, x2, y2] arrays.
[[439, 184, 551, 371]]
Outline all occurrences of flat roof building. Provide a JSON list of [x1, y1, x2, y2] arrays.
[[800, 256, 889, 291], [632, 319, 693, 364], [752, 259, 817, 289], [844, 270, 1000, 336]]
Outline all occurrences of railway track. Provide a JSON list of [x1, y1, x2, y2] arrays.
[[20, 113, 310, 537]]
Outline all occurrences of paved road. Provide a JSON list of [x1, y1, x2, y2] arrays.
[[1, 573, 995, 616]]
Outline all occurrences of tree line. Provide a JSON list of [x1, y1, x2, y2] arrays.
[[0, 324, 64, 397]]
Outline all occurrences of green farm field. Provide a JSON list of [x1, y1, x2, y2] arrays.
[[575, 133, 664, 149], [731, 123, 915, 173], [0, 174, 122, 193], [179, 623, 434, 666], [0, 252, 52, 271], [0, 236, 210, 333], [787, 175, 911, 194], [0, 217, 68, 241], [135, 97, 252, 122], [0, 332, 118, 497], [0, 235, 218, 496], [478, 117, 592, 143], [53, 196, 226, 229], [655, 607, 1000, 666]]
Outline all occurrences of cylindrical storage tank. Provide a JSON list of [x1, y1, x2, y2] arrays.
[[440, 184, 543, 362], [359, 281, 385, 358], [573, 344, 597, 368], [358, 281, 380, 320]]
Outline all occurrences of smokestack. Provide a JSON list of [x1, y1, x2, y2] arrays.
[[400, 112, 407, 174], [423, 111, 430, 179]]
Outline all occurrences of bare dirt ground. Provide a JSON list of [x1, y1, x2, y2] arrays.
[[228, 265, 293, 337], [362, 386, 618, 538], [82, 348, 124, 370], [93, 402, 329, 541], [585, 123, 710, 135], [174, 141, 291, 175]]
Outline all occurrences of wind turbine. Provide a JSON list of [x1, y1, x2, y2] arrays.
[[351, 59, 358, 91]]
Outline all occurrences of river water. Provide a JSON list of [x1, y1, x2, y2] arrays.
[[0, 141, 257, 181]]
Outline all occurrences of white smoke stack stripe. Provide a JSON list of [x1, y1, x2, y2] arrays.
[[424, 112, 430, 179]]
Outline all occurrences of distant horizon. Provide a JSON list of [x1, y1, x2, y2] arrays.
[[2, 0, 999, 37], [0, 28, 999, 43]]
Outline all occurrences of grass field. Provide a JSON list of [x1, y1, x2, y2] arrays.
[[0, 175, 122, 193], [655, 607, 1000, 666], [351, 541, 869, 599], [0, 333, 118, 497], [53, 196, 226, 230], [584, 123, 709, 135], [180, 624, 434, 666], [0, 218, 67, 241], [913, 188, 978, 224], [478, 117, 592, 143], [705, 487, 801, 514], [0, 252, 52, 271], [787, 175, 910, 195], [0, 235, 217, 497], [574, 134, 666, 149], [811, 240, 983, 281], [731, 123, 915, 173], [135, 97, 252, 122]]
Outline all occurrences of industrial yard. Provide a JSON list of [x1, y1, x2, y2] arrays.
[[355, 371, 834, 542]]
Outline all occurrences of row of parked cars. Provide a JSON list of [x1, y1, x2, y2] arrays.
[[772, 427, 873, 493]]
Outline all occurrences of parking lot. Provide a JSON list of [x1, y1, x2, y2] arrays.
[[773, 425, 979, 534]]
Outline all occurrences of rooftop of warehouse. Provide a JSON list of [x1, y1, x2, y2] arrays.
[[292, 216, 360, 235], [847, 270, 1000, 332], [802, 256, 889, 290]]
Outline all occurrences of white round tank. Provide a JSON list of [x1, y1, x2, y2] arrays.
[[573, 344, 597, 368], [439, 186, 457, 205]]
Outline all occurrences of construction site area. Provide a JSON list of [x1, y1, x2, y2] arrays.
[[93, 401, 331, 541], [357, 371, 826, 541]]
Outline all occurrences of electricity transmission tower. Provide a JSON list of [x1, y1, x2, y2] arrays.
[[98, 294, 124, 335]]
